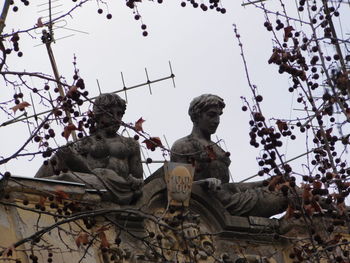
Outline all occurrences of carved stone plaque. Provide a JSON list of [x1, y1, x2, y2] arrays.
[[164, 162, 194, 207]]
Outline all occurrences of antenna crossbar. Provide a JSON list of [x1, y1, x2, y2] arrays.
[[0, 73, 175, 127]]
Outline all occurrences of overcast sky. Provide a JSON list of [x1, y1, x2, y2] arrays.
[[2, 0, 341, 182]]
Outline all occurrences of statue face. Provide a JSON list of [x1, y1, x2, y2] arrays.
[[196, 106, 222, 135], [96, 105, 124, 135]]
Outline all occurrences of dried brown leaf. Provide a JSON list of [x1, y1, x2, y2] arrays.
[[143, 137, 162, 150], [67, 86, 78, 97], [268, 49, 280, 64], [275, 181, 289, 191], [346, 109, 350, 118], [11, 101, 30, 113], [54, 188, 69, 203], [285, 204, 295, 219], [75, 232, 89, 248], [337, 202, 346, 216], [325, 127, 333, 137], [276, 120, 288, 132], [135, 117, 145, 133], [283, 26, 294, 41], [313, 180, 322, 189], [63, 123, 77, 140], [96, 226, 109, 233], [303, 204, 314, 216], [311, 199, 322, 213], [39, 196, 46, 207], [299, 70, 307, 81], [206, 145, 216, 160], [99, 231, 110, 249], [36, 17, 44, 27], [2, 245, 14, 257], [267, 175, 283, 191], [302, 185, 312, 202]]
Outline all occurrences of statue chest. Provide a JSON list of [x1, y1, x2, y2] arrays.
[[88, 138, 131, 160], [191, 139, 231, 183]]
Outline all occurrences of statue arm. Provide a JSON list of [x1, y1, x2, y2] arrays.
[[235, 181, 264, 191], [170, 139, 192, 164], [35, 156, 57, 178], [128, 140, 143, 179], [35, 153, 71, 178], [35, 143, 91, 178], [55, 146, 92, 173]]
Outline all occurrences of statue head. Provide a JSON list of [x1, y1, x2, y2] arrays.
[[92, 93, 126, 134], [93, 93, 126, 116], [188, 94, 225, 121], [188, 94, 225, 135]]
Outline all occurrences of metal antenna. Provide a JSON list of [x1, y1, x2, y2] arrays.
[[18, 87, 33, 140], [96, 79, 102, 95], [163, 135, 171, 150], [168, 61, 176, 88], [120, 72, 128, 103], [43, 30, 77, 141], [215, 135, 222, 147], [140, 147, 152, 178], [241, 0, 267, 6], [39, 0, 77, 141], [35, 0, 89, 44], [30, 93, 40, 127], [0, 65, 176, 127], [144, 68, 152, 95]]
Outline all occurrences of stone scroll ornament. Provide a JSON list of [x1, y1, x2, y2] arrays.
[[164, 162, 194, 207]]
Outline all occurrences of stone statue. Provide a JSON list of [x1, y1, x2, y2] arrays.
[[171, 94, 288, 217], [35, 93, 143, 204]]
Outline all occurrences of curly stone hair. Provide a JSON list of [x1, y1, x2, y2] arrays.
[[93, 93, 126, 116], [188, 94, 225, 122]]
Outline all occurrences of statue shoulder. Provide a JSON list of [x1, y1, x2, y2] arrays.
[[170, 135, 198, 163], [121, 136, 140, 152], [74, 136, 94, 154], [171, 136, 194, 153]]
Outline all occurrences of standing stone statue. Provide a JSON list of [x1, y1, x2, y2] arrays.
[[171, 94, 288, 217], [35, 93, 143, 204]]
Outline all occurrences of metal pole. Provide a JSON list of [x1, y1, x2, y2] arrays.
[[43, 30, 77, 141]]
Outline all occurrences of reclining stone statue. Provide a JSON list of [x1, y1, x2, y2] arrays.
[[170, 94, 288, 217], [35, 93, 143, 204]]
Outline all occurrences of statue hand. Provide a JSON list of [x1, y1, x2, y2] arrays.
[[56, 145, 91, 173], [126, 174, 144, 190], [194, 178, 222, 192], [56, 145, 76, 160], [206, 178, 222, 192]]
